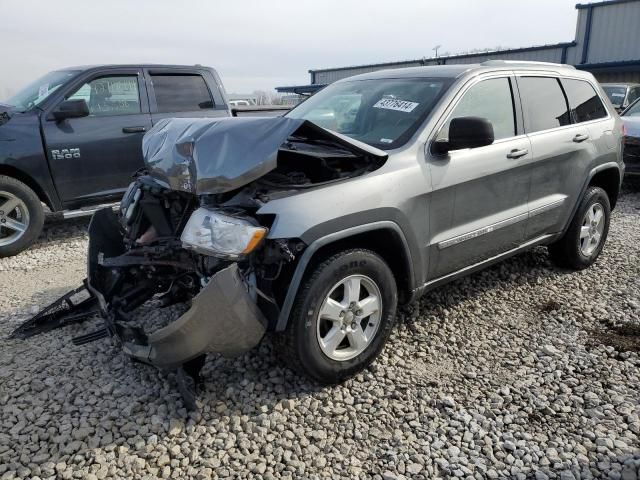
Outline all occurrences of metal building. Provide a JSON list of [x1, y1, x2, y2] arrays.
[[276, 0, 640, 95]]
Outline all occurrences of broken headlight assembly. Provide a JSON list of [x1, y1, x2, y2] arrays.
[[180, 207, 267, 259]]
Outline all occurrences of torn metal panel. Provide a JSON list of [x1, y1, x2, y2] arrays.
[[122, 263, 267, 368]]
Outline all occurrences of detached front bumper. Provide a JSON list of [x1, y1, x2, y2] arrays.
[[122, 264, 267, 368], [87, 208, 267, 369]]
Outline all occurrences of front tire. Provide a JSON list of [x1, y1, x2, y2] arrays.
[[280, 249, 398, 384], [548, 186, 611, 270], [0, 176, 45, 258]]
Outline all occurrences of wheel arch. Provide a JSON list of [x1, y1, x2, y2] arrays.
[[588, 163, 621, 209], [274, 221, 415, 331], [0, 165, 55, 211]]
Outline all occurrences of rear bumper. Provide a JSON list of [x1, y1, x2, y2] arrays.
[[87, 208, 267, 369]]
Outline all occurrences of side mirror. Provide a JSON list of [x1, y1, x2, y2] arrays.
[[433, 116, 495, 154], [52, 99, 90, 121]]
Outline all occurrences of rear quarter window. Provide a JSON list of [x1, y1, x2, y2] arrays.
[[518, 77, 571, 133], [562, 78, 607, 123]]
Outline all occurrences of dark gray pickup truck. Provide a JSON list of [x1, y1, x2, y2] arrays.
[[0, 64, 238, 256]]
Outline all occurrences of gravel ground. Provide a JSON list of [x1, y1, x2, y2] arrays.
[[1, 187, 639, 480]]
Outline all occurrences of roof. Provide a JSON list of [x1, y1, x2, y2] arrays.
[[59, 64, 215, 72], [325, 61, 582, 83], [275, 84, 327, 94], [576, 0, 640, 9], [340, 64, 477, 80]]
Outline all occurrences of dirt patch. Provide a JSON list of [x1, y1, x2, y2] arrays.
[[589, 323, 640, 352]]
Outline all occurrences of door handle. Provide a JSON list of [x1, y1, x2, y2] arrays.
[[122, 126, 146, 134], [573, 133, 589, 143], [506, 148, 529, 159]]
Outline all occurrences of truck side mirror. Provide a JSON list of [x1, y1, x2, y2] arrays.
[[52, 99, 90, 121]]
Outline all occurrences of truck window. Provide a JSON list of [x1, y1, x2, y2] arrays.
[[602, 85, 627, 108], [150, 74, 214, 112], [518, 77, 571, 133], [561, 79, 607, 123], [67, 76, 141, 116], [438, 77, 515, 141]]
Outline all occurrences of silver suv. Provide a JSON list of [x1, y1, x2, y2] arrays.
[[15, 61, 624, 407]]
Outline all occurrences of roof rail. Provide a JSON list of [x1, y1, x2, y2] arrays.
[[480, 60, 575, 69]]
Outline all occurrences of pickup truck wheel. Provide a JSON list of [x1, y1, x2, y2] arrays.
[[548, 186, 610, 270], [0, 176, 45, 257], [279, 249, 397, 384]]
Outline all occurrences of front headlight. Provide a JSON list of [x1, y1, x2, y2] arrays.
[[180, 207, 267, 259]]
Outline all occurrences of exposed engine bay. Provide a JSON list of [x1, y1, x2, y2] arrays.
[[11, 117, 388, 408]]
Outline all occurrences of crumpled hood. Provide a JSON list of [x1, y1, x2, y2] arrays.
[[142, 116, 387, 195], [622, 116, 640, 139]]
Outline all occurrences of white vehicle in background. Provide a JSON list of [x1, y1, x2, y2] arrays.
[[229, 100, 252, 107]]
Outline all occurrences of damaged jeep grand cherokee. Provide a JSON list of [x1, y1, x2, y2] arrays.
[[13, 62, 624, 408]]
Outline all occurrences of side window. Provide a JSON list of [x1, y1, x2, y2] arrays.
[[439, 78, 515, 141], [518, 77, 571, 133], [67, 76, 141, 116], [150, 74, 214, 112], [562, 78, 607, 123], [628, 87, 640, 105]]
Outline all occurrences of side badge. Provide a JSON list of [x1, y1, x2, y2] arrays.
[[51, 148, 81, 160]]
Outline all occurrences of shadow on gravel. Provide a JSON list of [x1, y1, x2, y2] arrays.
[[38, 215, 90, 241], [589, 324, 640, 353], [400, 246, 570, 325]]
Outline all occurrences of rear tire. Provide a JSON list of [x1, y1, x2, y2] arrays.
[[278, 249, 397, 384], [548, 186, 610, 270], [0, 176, 44, 258]]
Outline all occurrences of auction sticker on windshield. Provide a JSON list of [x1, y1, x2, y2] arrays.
[[373, 98, 419, 113]]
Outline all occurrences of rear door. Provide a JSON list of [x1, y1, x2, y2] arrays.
[[42, 68, 151, 205], [518, 75, 607, 239], [145, 69, 230, 124], [426, 75, 532, 279]]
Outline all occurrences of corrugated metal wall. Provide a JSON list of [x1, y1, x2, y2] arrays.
[[592, 70, 640, 83], [307, 0, 640, 87], [564, 8, 588, 65], [586, 1, 640, 63]]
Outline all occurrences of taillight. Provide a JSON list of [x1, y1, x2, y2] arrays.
[[622, 123, 627, 137]]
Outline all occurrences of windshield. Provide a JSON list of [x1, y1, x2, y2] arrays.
[[602, 85, 627, 107], [4, 70, 80, 112], [286, 77, 451, 149], [624, 99, 640, 117]]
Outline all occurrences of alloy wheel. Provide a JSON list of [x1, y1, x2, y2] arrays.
[[580, 203, 605, 256], [316, 274, 382, 361], [0, 191, 30, 247]]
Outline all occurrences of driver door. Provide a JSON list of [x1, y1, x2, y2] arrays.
[[42, 69, 151, 206], [426, 75, 532, 279]]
